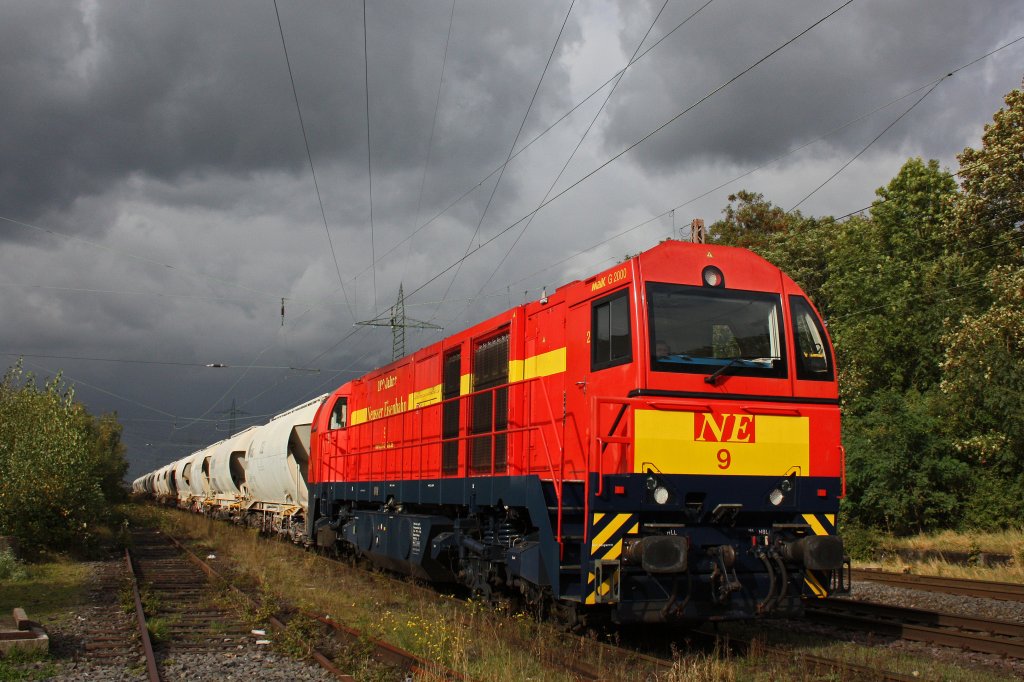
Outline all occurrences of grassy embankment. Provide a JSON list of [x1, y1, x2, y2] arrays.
[[0, 550, 91, 681], [852, 528, 1024, 581]]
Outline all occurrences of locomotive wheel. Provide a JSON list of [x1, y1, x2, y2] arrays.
[[552, 600, 583, 633]]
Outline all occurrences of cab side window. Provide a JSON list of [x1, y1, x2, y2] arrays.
[[329, 397, 348, 429], [592, 289, 632, 371], [789, 296, 833, 381]]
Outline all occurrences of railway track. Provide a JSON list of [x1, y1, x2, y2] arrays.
[[148, 507, 992, 680], [160, 530, 469, 681], [128, 529, 282, 679], [148, 507, 1019, 675], [807, 597, 1024, 659], [852, 568, 1024, 602], [70, 553, 151, 678], [680, 626, 922, 682]]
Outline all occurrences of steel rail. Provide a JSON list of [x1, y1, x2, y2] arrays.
[[163, 532, 467, 681], [304, 612, 472, 681], [124, 548, 161, 682], [852, 568, 1024, 602], [798, 652, 920, 682], [807, 597, 1024, 659], [558, 637, 675, 680], [816, 597, 1024, 638], [684, 626, 920, 682], [160, 534, 354, 680], [161, 507, 900, 680]]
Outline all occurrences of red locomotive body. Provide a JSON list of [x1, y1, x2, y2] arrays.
[[308, 239, 846, 623]]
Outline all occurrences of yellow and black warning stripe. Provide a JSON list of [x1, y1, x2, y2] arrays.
[[585, 513, 638, 605], [801, 512, 837, 598], [801, 512, 836, 537]]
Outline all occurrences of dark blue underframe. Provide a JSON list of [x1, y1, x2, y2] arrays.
[[308, 472, 842, 603]]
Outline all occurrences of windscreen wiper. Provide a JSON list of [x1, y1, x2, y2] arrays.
[[704, 357, 746, 386]]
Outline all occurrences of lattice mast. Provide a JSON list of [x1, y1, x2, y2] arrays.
[[357, 283, 442, 361]]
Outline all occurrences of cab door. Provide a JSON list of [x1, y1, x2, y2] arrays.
[[564, 283, 637, 479], [314, 392, 349, 483]]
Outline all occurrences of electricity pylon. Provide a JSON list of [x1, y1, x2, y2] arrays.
[[357, 284, 442, 361]]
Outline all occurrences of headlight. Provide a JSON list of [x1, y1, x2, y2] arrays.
[[768, 488, 785, 506], [702, 265, 724, 287], [653, 486, 670, 505]]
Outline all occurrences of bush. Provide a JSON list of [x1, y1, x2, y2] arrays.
[[837, 522, 883, 562], [0, 548, 27, 581], [0, 362, 129, 553], [841, 388, 968, 534]]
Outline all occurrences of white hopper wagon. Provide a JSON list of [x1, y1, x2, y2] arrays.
[[242, 395, 327, 537], [206, 426, 257, 508]]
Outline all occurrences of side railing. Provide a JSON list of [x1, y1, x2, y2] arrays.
[[322, 377, 572, 549]]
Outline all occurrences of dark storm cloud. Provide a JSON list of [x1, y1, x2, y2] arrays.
[[0, 0, 576, 231], [2, 0, 1022, 480], [599, 0, 1023, 171]]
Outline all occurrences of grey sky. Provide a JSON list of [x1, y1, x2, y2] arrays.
[[1, 0, 1021, 477]]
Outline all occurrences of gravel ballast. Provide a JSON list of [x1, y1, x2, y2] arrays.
[[4, 556, 337, 681]]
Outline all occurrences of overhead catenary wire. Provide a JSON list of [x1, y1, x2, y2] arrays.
[[788, 32, 1024, 213], [5, 24, 1017, 333], [788, 76, 948, 213], [16, 13, 1015, 448], [272, 0, 355, 321], [18, 359, 181, 420], [476, 32, 1024, 302], [363, 0, 377, 311], [235, 323, 371, 410], [394, 1, 854, 309], [434, 0, 577, 316], [406, 0, 457, 275], [449, 0, 702, 329], [0, 351, 360, 373], [35, 30, 1019, 436], [344, 0, 742, 288]]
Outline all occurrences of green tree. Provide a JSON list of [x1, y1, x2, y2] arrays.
[[0, 362, 128, 551], [707, 84, 1024, 533], [940, 266, 1024, 526], [823, 158, 959, 401], [842, 388, 967, 533], [78, 412, 129, 504], [954, 78, 1024, 289], [709, 191, 833, 308], [709, 190, 794, 250]]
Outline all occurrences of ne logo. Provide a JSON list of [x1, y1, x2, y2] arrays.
[[694, 413, 755, 443]]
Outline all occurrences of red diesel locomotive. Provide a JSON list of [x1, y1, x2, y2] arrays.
[[307, 239, 847, 624]]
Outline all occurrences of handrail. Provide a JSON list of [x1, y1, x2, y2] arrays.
[[838, 444, 847, 499], [536, 376, 565, 553], [584, 395, 638, 543], [334, 378, 557, 480], [323, 376, 574, 556]]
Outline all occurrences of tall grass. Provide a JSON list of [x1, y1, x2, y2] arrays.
[[859, 528, 1024, 582]]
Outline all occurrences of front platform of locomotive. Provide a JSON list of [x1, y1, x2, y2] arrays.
[[585, 241, 847, 622]]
